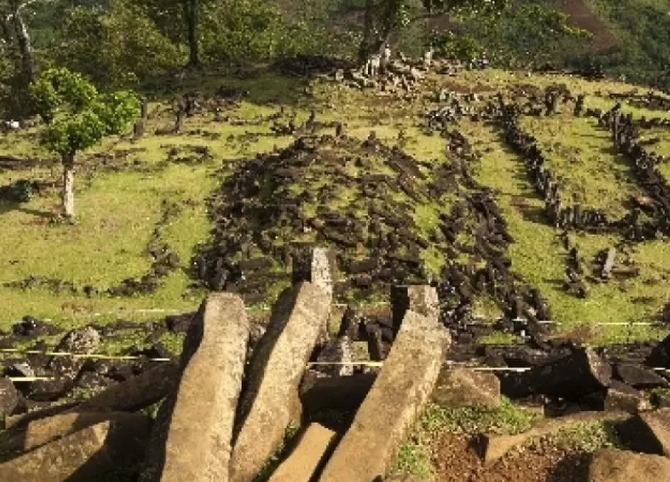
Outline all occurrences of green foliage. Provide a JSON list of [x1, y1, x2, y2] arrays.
[[200, 0, 286, 63], [29, 67, 98, 123], [429, 30, 483, 61], [30, 67, 140, 158], [56, 0, 184, 88], [459, 0, 588, 68], [8, 180, 33, 203], [419, 399, 539, 436], [393, 440, 432, 480], [585, 0, 670, 90], [550, 421, 622, 453]]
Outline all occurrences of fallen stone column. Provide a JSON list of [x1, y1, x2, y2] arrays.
[[318, 310, 450, 482], [0, 417, 151, 482], [139, 293, 249, 482], [267, 424, 337, 482], [73, 361, 179, 414], [0, 411, 150, 454], [230, 282, 332, 482], [482, 411, 629, 465], [501, 347, 611, 400]]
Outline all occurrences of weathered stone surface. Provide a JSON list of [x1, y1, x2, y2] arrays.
[[0, 411, 148, 454], [73, 361, 178, 414], [390, 285, 439, 335], [231, 282, 331, 482], [0, 417, 151, 482], [500, 348, 611, 400], [589, 449, 670, 482], [292, 246, 337, 301], [5, 402, 79, 430], [605, 380, 651, 413], [319, 310, 450, 482], [482, 411, 630, 465], [615, 363, 668, 390], [140, 293, 249, 482], [431, 367, 501, 407], [0, 378, 19, 416], [266, 424, 337, 482]]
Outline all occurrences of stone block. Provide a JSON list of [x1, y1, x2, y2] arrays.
[[231, 282, 331, 482], [432, 367, 501, 407], [318, 310, 450, 482], [0, 417, 150, 482], [589, 449, 670, 482], [140, 293, 249, 482], [267, 424, 337, 482]]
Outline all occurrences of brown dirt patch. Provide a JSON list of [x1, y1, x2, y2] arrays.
[[431, 433, 591, 482], [552, 0, 616, 51]]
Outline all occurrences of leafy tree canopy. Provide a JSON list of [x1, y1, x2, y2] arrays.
[[29, 67, 140, 158]]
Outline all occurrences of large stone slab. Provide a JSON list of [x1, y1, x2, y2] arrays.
[[390, 285, 439, 336], [0, 417, 151, 482], [500, 347, 611, 400], [73, 361, 179, 414], [0, 378, 19, 416], [605, 380, 651, 413], [140, 293, 249, 482], [482, 411, 629, 465], [318, 310, 450, 482], [431, 367, 501, 407], [0, 411, 148, 454], [230, 282, 331, 482], [267, 424, 337, 482], [589, 449, 670, 482]]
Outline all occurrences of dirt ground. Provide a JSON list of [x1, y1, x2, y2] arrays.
[[432, 434, 591, 482]]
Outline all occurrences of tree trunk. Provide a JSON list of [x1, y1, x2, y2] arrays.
[[61, 155, 75, 219], [183, 0, 199, 68], [358, 0, 376, 62], [9, 2, 35, 84]]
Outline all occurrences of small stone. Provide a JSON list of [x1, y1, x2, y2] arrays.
[[431, 367, 501, 407]]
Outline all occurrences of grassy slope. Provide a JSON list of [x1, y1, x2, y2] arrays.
[[0, 67, 669, 344]]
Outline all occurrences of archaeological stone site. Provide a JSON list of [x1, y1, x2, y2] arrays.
[[3, 1, 670, 481]]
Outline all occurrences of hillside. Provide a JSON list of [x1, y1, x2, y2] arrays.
[[1, 61, 670, 347]]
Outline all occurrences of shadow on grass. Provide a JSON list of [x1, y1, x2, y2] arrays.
[[140, 64, 313, 110], [0, 200, 54, 219]]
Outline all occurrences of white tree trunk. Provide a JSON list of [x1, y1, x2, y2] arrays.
[[62, 158, 74, 218]]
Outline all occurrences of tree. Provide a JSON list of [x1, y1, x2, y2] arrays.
[[29, 67, 140, 219], [56, 0, 183, 88], [356, 0, 509, 60]]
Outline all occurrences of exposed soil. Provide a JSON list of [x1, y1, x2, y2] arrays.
[[432, 433, 590, 482]]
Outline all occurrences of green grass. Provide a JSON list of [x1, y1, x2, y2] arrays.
[[467, 122, 670, 331], [391, 399, 540, 480], [0, 67, 669, 343], [548, 421, 623, 453], [520, 114, 641, 218]]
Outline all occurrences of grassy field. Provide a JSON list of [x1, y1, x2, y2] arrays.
[[0, 66, 669, 345]]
